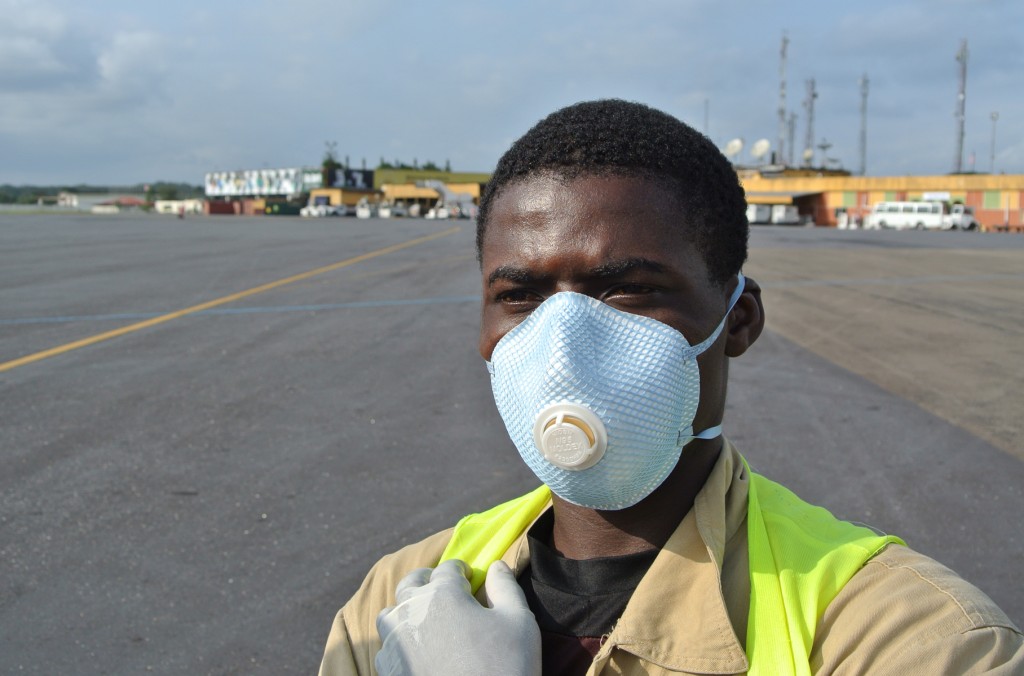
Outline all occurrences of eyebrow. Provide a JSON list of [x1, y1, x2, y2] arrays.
[[487, 265, 538, 287], [487, 257, 668, 287], [588, 257, 668, 278]]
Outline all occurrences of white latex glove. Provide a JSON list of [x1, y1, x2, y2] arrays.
[[375, 559, 541, 676]]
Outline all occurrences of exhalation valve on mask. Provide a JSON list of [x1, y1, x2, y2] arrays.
[[533, 403, 608, 470]]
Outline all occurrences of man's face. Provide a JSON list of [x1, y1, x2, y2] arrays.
[[479, 173, 738, 434]]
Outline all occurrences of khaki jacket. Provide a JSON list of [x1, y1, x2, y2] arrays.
[[320, 442, 1023, 675]]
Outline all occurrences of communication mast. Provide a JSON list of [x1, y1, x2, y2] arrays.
[[787, 112, 797, 166], [953, 40, 968, 173], [802, 78, 818, 167], [990, 111, 999, 174], [818, 138, 833, 167], [858, 74, 869, 176], [777, 33, 789, 166]]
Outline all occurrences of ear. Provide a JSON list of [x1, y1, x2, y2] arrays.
[[724, 276, 764, 358]]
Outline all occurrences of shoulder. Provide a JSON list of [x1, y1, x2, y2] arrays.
[[857, 545, 1017, 633], [812, 543, 1023, 673], [342, 527, 454, 632], [320, 528, 454, 676]]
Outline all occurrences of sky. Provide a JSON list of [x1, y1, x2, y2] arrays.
[[1, 0, 1021, 185]]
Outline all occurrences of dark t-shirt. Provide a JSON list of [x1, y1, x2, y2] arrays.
[[517, 511, 659, 676]]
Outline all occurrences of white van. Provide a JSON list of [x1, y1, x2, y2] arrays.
[[746, 204, 771, 224], [946, 204, 979, 230], [865, 201, 948, 230], [770, 204, 800, 225]]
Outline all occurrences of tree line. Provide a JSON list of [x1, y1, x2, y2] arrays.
[[0, 182, 204, 204]]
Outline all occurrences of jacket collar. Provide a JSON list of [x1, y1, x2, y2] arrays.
[[608, 440, 749, 673], [501, 439, 750, 673]]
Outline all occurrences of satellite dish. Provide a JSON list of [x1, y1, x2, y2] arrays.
[[751, 139, 771, 161], [723, 138, 744, 158]]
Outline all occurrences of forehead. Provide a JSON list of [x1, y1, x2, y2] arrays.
[[480, 173, 704, 275]]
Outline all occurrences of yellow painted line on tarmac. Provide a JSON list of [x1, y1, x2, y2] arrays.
[[0, 225, 461, 373]]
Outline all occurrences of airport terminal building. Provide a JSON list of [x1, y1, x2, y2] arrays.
[[203, 166, 489, 216], [202, 162, 1023, 233], [741, 170, 1024, 232]]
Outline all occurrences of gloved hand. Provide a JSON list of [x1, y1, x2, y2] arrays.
[[375, 559, 541, 676]]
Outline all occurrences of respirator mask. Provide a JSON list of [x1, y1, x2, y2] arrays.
[[486, 274, 745, 510]]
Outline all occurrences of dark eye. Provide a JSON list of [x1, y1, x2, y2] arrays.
[[605, 284, 656, 298], [497, 289, 542, 305]]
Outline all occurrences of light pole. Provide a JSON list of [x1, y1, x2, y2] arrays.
[[990, 111, 999, 173]]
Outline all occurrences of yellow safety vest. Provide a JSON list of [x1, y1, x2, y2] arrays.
[[440, 462, 904, 675]]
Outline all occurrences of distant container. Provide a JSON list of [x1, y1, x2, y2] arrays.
[[240, 199, 265, 216], [204, 201, 236, 215]]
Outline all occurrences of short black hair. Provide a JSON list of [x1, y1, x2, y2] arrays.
[[476, 99, 748, 286]]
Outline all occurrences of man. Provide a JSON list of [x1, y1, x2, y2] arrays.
[[320, 100, 1023, 675]]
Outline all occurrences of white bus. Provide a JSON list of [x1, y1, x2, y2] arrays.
[[865, 201, 950, 230]]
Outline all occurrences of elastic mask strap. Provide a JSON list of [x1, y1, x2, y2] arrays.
[[683, 273, 746, 358], [694, 424, 723, 440], [678, 424, 724, 446]]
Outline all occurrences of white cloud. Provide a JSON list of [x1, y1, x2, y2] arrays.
[[96, 30, 167, 102], [0, 14, 170, 159], [0, 0, 72, 86], [0, 0, 68, 39], [0, 36, 67, 77]]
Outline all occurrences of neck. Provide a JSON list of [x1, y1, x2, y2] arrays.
[[549, 437, 723, 559]]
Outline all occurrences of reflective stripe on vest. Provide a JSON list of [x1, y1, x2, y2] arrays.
[[440, 460, 904, 674]]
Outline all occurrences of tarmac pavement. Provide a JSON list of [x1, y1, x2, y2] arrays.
[[1, 215, 1021, 674]]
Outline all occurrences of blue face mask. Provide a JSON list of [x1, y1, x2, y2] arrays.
[[486, 274, 745, 510]]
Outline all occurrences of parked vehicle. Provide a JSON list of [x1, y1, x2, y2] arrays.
[[770, 204, 800, 225], [425, 204, 450, 220], [746, 204, 772, 224], [300, 203, 348, 217], [865, 201, 970, 230], [355, 198, 376, 219], [946, 204, 979, 230], [865, 201, 942, 230], [745, 204, 800, 225]]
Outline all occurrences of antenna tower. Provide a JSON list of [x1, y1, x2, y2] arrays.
[[777, 33, 789, 166], [802, 78, 818, 167], [953, 40, 968, 173], [818, 138, 833, 167], [858, 74, 869, 176], [787, 112, 797, 166], [990, 111, 999, 174]]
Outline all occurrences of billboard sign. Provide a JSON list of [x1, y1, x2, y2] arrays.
[[205, 168, 315, 197], [321, 168, 375, 190], [204, 167, 375, 197]]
